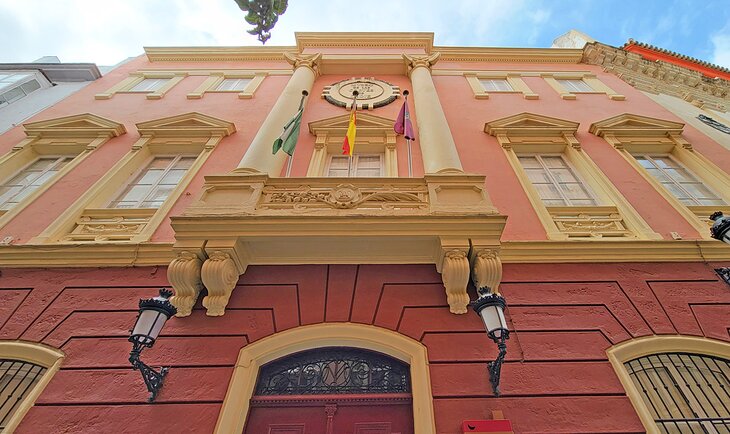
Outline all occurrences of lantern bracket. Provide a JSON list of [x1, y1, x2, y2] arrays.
[[129, 340, 169, 402]]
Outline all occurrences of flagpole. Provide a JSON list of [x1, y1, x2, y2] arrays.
[[348, 90, 359, 177], [285, 90, 309, 178], [403, 90, 413, 178]]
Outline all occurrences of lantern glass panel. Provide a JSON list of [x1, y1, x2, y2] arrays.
[[132, 310, 166, 342]]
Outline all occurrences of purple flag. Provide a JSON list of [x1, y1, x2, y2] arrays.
[[394, 100, 415, 140]]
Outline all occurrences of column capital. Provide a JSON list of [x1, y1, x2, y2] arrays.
[[284, 52, 322, 76], [403, 52, 441, 76]]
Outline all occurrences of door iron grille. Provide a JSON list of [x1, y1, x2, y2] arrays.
[[255, 347, 410, 396], [625, 352, 730, 434], [0, 359, 46, 430]]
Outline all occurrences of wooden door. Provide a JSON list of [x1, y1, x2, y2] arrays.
[[244, 348, 414, 434]]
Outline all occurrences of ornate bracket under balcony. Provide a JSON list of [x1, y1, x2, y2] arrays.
[[168, 173, 506, 316]]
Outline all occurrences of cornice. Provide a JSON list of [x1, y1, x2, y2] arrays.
[[623, 39, 730, 76], [436, 46, 583, 63], [144, 46, 296, 62], [295, 32, 434, 52], [2, 240, 730, 268], [0, 243, 175, 267], [582, 42, 729, 112]]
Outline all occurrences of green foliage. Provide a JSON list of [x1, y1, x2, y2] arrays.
[[234, 0, 288, 44]]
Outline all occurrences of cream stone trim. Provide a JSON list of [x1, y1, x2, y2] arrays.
[[307, 113, 398, 177], [5, 238, 730, 268], [542, 72, 624, 100], [186, 72, 267, 99], [95, 71, 187, 100], [0, 114, 125, 231], [464, 72, 538, 99], [30, 113, 235, 244], [296, 32, 434, 52], [214, 323, 436, 434], [0, 341, 64, 434], [437, 46, 583, 63], [485, 112, 659, 240], [590, 113, 730, 238], [607, 335, 730, 434]]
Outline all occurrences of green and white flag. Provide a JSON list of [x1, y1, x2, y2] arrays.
[[272, 108, 303, 156]]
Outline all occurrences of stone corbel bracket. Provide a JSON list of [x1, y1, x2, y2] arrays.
[[470, 246, 503, 295], [168, 250, 205, 317], [436, 238, 471, 314]]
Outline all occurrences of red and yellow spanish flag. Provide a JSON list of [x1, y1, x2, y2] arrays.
[[342, 108, 357, 156]]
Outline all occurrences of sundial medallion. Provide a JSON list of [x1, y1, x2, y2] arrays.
[[322, 77, 400, 110]]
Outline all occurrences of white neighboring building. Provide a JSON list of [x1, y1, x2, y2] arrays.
[[552, 29, 595, 49], [0, 57, 102, 134]]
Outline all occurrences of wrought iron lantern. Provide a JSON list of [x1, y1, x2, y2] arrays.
[[471, 287, 509, 396], [128, 288, 177, 402], [710, 211, 730, 245]]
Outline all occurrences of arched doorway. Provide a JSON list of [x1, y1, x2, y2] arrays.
[[245, 347, 414, 434], [213, 323, 436, 434]]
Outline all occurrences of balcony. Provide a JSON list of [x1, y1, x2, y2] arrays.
[[168, 172, 506, 317]]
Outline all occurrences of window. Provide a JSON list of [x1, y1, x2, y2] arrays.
[[480, 79, 513, 92], [518, 155, 597, 206], [0, 342, 64, 433], [0, 157, 72, 210], [556, 78, 593, 92], [326, 154, 384, 177], [110, 155, 196, 208], [0, 72, 44, 107], [128, 78, 168, 92], [634, 155, 725, 206], [216, 78, 252, 91], [625, 353, 730, 433], [0, 359, 47, 430]]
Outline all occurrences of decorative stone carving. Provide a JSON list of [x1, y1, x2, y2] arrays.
[[168, 251, 204, 317], [284, 52, 322, 75], [440, 249, 471, 314], [201, 251, 240, 316], [64, 209, 155, 242], [472, 249, 503, 294], [261, 182, 429, 212], [549, 207, 633, 238], [582, 42, 729, 112], [322, 77, 400, 110], [403, 52, 441, 75]]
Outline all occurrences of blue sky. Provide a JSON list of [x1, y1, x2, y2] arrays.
[[0, 0, 728, 68]]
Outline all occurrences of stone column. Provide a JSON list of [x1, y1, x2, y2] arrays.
[[235, 52, 321, 176], [404, 53, 463, 174]]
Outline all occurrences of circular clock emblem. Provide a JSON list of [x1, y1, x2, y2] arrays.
[[322, 77, 400, 110]]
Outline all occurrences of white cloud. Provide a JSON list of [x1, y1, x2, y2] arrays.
[[711, 30, 730, 68], [0, 0, 556, 65]]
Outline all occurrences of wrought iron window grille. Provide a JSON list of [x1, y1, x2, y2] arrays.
[[255, 347, 411, 396], [0, 360, 46, 430], [625, 352, 730, 432]]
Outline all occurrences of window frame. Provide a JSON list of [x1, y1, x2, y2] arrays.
[[0, 70, 50, 108], [325, 153, 385, 178], [486, 112, 659, 240], [108, 154, 198, 209], [0, 155, 73, 211], [95, 71, 187, 100], [0, 114, 125, 230], [607, 336, 730, 434], [0, 341, 64, 433], [590, 113, 730, 239], [186, 71, 267, 100], [464, 71, 538, 100], [30, 112, 235, 244], [516, 153, 599, 207], [542, 72, 625, 100]]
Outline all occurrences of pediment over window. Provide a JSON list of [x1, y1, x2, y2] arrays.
[[309, 113, 395, 138], [589, 113, 684, 138], [23, 113, 126, 138], [136, 112, 236, 138], [484, 112, 579, 137]]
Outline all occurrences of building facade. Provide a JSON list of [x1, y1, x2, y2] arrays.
[[0, 33, 729, 434]]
